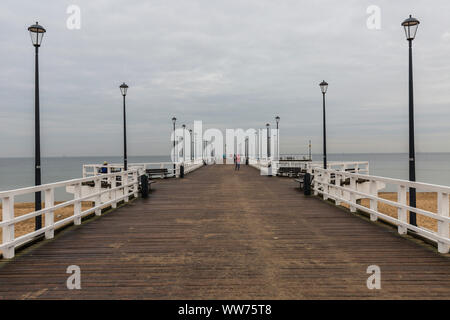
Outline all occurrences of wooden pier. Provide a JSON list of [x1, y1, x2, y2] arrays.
[[0, 164, 449, 299]]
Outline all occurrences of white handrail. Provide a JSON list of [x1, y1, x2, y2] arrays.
[[83, 160, 205, 179], [1, 169, 141, 259], [312, 167, 450, 254], [248, 159, 369, 176], [182, 159, 204, 174]]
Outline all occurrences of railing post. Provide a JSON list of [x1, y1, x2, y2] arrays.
[[108, 172, 113, 204], [107, 166, 112, 202], [1, 196, 15, 259], [133, 170, 138, 198], [123, 171, 129, 203], [94, 177, 101, 216], [350, 176, 357, 212], [82, 165, 87, 178], [437, 192, 450, 254], [313, 169, 319, 196], [74, 183, 82, 225], [44, 188, 55, 239], [323, 171, 329, 201], [335, 172, 341, 206], [398, 185, 407, 235], [369, 180, 378, 222], [111, 173, 117, 208]]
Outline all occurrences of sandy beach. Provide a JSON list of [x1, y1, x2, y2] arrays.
[[339, 192, 446, 232], [0, 201, 94, 244]]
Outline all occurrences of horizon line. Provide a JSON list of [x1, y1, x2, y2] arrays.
[[1, 152, 450, 159]]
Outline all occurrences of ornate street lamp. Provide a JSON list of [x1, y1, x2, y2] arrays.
[[189, 129, 193, 161], [28, 22, 46, 231], [275, 116, 280, 160], [266, 123, 271, 159], [319, 80, 328, 169], [119, 83, 129, 171], [402, 15, 420, 226], [182, 124, 186, 162], [172, 117, 177, 172]]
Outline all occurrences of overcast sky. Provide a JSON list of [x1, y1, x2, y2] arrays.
[[1, 0, 450, 157]]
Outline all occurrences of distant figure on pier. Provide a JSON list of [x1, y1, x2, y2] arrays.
[[223, 153, 226, 164], [235, 154, 241, 171], [233, 154, 236, 164], [100, 161, 108, 174]]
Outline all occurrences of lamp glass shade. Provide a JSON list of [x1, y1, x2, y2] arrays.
[[28, 22, 46, 47], [120, 83, 128, 96], [319, 80, 328, 94], [402, 15, 420, 40]]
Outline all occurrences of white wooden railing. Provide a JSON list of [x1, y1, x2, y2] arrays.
[[83, 160, 205, 179], [183, 159, 204, 174], [249, 160, 369, 176], [83, 162, 176, 178], [0, 169, 141, 259], [312, 167, 450, 254]]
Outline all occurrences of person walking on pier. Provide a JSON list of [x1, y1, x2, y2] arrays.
[[235, 154, 241, 171]]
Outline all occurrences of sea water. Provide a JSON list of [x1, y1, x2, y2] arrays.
[[1, 153, 450, 202]]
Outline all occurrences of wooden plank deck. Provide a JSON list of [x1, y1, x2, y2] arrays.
[[0, 164, 449, 299]]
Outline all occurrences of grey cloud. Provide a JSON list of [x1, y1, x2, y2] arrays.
[[1, 0, 450, 157]]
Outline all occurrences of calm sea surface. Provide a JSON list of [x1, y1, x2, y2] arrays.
[[1, 153, 450, 201], [313, 153, 450, 192]]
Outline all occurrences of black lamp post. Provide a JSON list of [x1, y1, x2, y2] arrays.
[[172, 117, 176, 171], [275, 116, 280, 160], [119, 83, 129, 171], [309, 140, 312, 161], [194, 133, 198, 161], [402, 15, 420, 226], [189, 129, 193, 161], [258, 129, 261, 160], [28, 22, 46, 231], [182, 124, 186, 162], [319, 80, 328, 169], [266, 123, 271, 159], [244, 138, 247, 164]]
